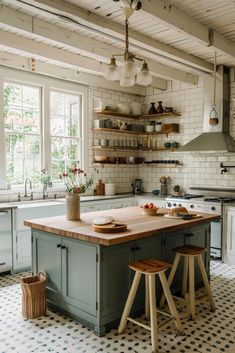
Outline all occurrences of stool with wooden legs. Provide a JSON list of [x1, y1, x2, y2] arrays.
[[118, 259, 184, 353], [159, 245, 215, 320]]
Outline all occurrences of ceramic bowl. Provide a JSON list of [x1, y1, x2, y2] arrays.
[[94, 156, 108, 163], [141, 207, 158, 216], [117, 104, 130, 115], [145, 125, 154, 132]]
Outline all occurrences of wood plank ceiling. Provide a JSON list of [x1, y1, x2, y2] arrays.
[[0, 0, 234, 88]]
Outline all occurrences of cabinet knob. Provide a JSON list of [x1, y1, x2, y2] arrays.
[[57, 244, 61, 248], [185, 233, 194, 238], [61, 245, 67, 250]]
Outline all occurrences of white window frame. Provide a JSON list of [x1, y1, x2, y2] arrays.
[[0, 67, 88, 190], [3, 79, 43, 186]]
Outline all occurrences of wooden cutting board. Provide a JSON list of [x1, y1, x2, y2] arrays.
[[92, 219, 127, 233]]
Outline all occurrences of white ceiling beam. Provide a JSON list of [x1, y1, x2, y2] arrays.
[[3, 0, 202, 80], [0, 29, 104, 75], [0, 51, 149, 95], [141, 1, 235, 59], [0, 33, 167, 92], [0, 5, 196, 86]]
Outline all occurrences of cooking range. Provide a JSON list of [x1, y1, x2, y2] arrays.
[[166, 193, 235, 259]]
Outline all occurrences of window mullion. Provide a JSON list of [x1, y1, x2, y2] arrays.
[[0, 76, 6, 189], [43, 85, 51, 173]]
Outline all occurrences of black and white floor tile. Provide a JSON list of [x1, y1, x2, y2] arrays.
[[0, 261, 235, 353]]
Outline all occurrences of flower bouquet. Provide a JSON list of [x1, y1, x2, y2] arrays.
[[60, 165, 94, 220], [60, 167, 94, 195]]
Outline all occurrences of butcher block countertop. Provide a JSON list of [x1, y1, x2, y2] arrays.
[[24, 206, 219, 246]]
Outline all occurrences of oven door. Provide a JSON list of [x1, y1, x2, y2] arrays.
[[210, 219, 222, 259]]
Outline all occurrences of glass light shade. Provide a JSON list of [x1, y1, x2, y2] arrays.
[[104, 58, 120, 81], [120, 76, 135, 87], [136, 63, 152, 86], [121, 58, 138, 79]]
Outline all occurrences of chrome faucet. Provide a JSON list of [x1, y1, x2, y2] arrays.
[[24, 177, 32, 197], [43, 185, 48, 199]]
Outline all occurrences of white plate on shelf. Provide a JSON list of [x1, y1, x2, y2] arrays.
[[164, 214, 201, 219]]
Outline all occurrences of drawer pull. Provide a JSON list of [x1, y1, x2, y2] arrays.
[[185, 233, 194, 238]]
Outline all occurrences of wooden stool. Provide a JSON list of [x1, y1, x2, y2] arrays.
[[159, 245, 215, 319], [118, 259, 184, 353]]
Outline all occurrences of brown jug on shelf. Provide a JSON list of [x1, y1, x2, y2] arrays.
[[156, 101, 164, 114], [148, 102, 157, 115]]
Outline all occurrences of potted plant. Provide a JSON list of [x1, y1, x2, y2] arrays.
[[172, 185, 182, 197]]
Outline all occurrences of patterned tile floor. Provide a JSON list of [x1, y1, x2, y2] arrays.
[[0, 261, 235, 353]]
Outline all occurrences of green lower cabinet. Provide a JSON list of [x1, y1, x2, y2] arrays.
[[100, 242, 132, 321], [163, 230, 185, 294], [32, 231, 61, 295], [100, 235, 162, 332], [32, 231, 99, 331], [61, 237, 97, 316], [32, 223, 210, 336], [186, 224, 210, 280]]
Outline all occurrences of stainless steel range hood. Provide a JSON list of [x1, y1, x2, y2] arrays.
[[179, 66, 235, 152]]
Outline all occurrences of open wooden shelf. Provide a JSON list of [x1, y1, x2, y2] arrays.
[[92, 126, 179, 135], [143, 163, 183, 167], [94, 110, 142, 119], [93, 163, 139, 167], [94, 110, 181, 120], [93, 162, 182, 167], [92, 146, 176, 152], [141, 112, 181, 119]]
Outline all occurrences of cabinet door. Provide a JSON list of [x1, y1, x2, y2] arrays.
[[14, 230, 31, 270], [224, 208, 235, 265], [101, 243, 132, 318], [61, 238, 97, 316], [134, 236, 162, 303], [226, 209, 235, 256], [163, 230, 185, 294], [185, 225, 210, 274], [32, 231, 61, 295]]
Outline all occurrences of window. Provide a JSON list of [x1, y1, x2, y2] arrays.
[[50, 90, 81, 182], [4, 82, 41, 185]]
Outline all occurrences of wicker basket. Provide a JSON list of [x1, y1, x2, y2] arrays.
[[20, 272, 47, 319]]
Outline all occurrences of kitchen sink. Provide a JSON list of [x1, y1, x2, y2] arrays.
[[10, 199, 65, 207]]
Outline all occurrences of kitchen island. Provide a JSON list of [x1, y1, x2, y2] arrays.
[[25, 207, 219, 336]]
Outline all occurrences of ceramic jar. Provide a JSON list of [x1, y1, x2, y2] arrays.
[[149, 102, 157, 115], [156, 101, 164, 114], [66, 194, 80, 220]]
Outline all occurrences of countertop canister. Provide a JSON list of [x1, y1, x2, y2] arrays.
[[105, 183, 116, 195]]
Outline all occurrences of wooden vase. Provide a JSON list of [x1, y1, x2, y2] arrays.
[[66, 194, 80, 221]]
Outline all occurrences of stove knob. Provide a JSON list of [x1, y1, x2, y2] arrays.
[[190, 204, 194, 209], [167, 202, 172, 208], [173, 203, 177, 207], [178, 203, 182, 207], [211, 206, 216, 211]]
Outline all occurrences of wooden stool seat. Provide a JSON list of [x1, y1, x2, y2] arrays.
[[160, 245, 215, 320], [129, 259, 171, 274], [119, 258, 184, 353], [173, 244, 207, 256]]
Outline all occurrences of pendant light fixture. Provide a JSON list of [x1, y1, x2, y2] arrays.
[[209, 52, 219, 126], [103, 0, 152, 87]]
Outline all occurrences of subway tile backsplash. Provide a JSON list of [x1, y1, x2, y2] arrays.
[[89, 72, 235, 195]]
